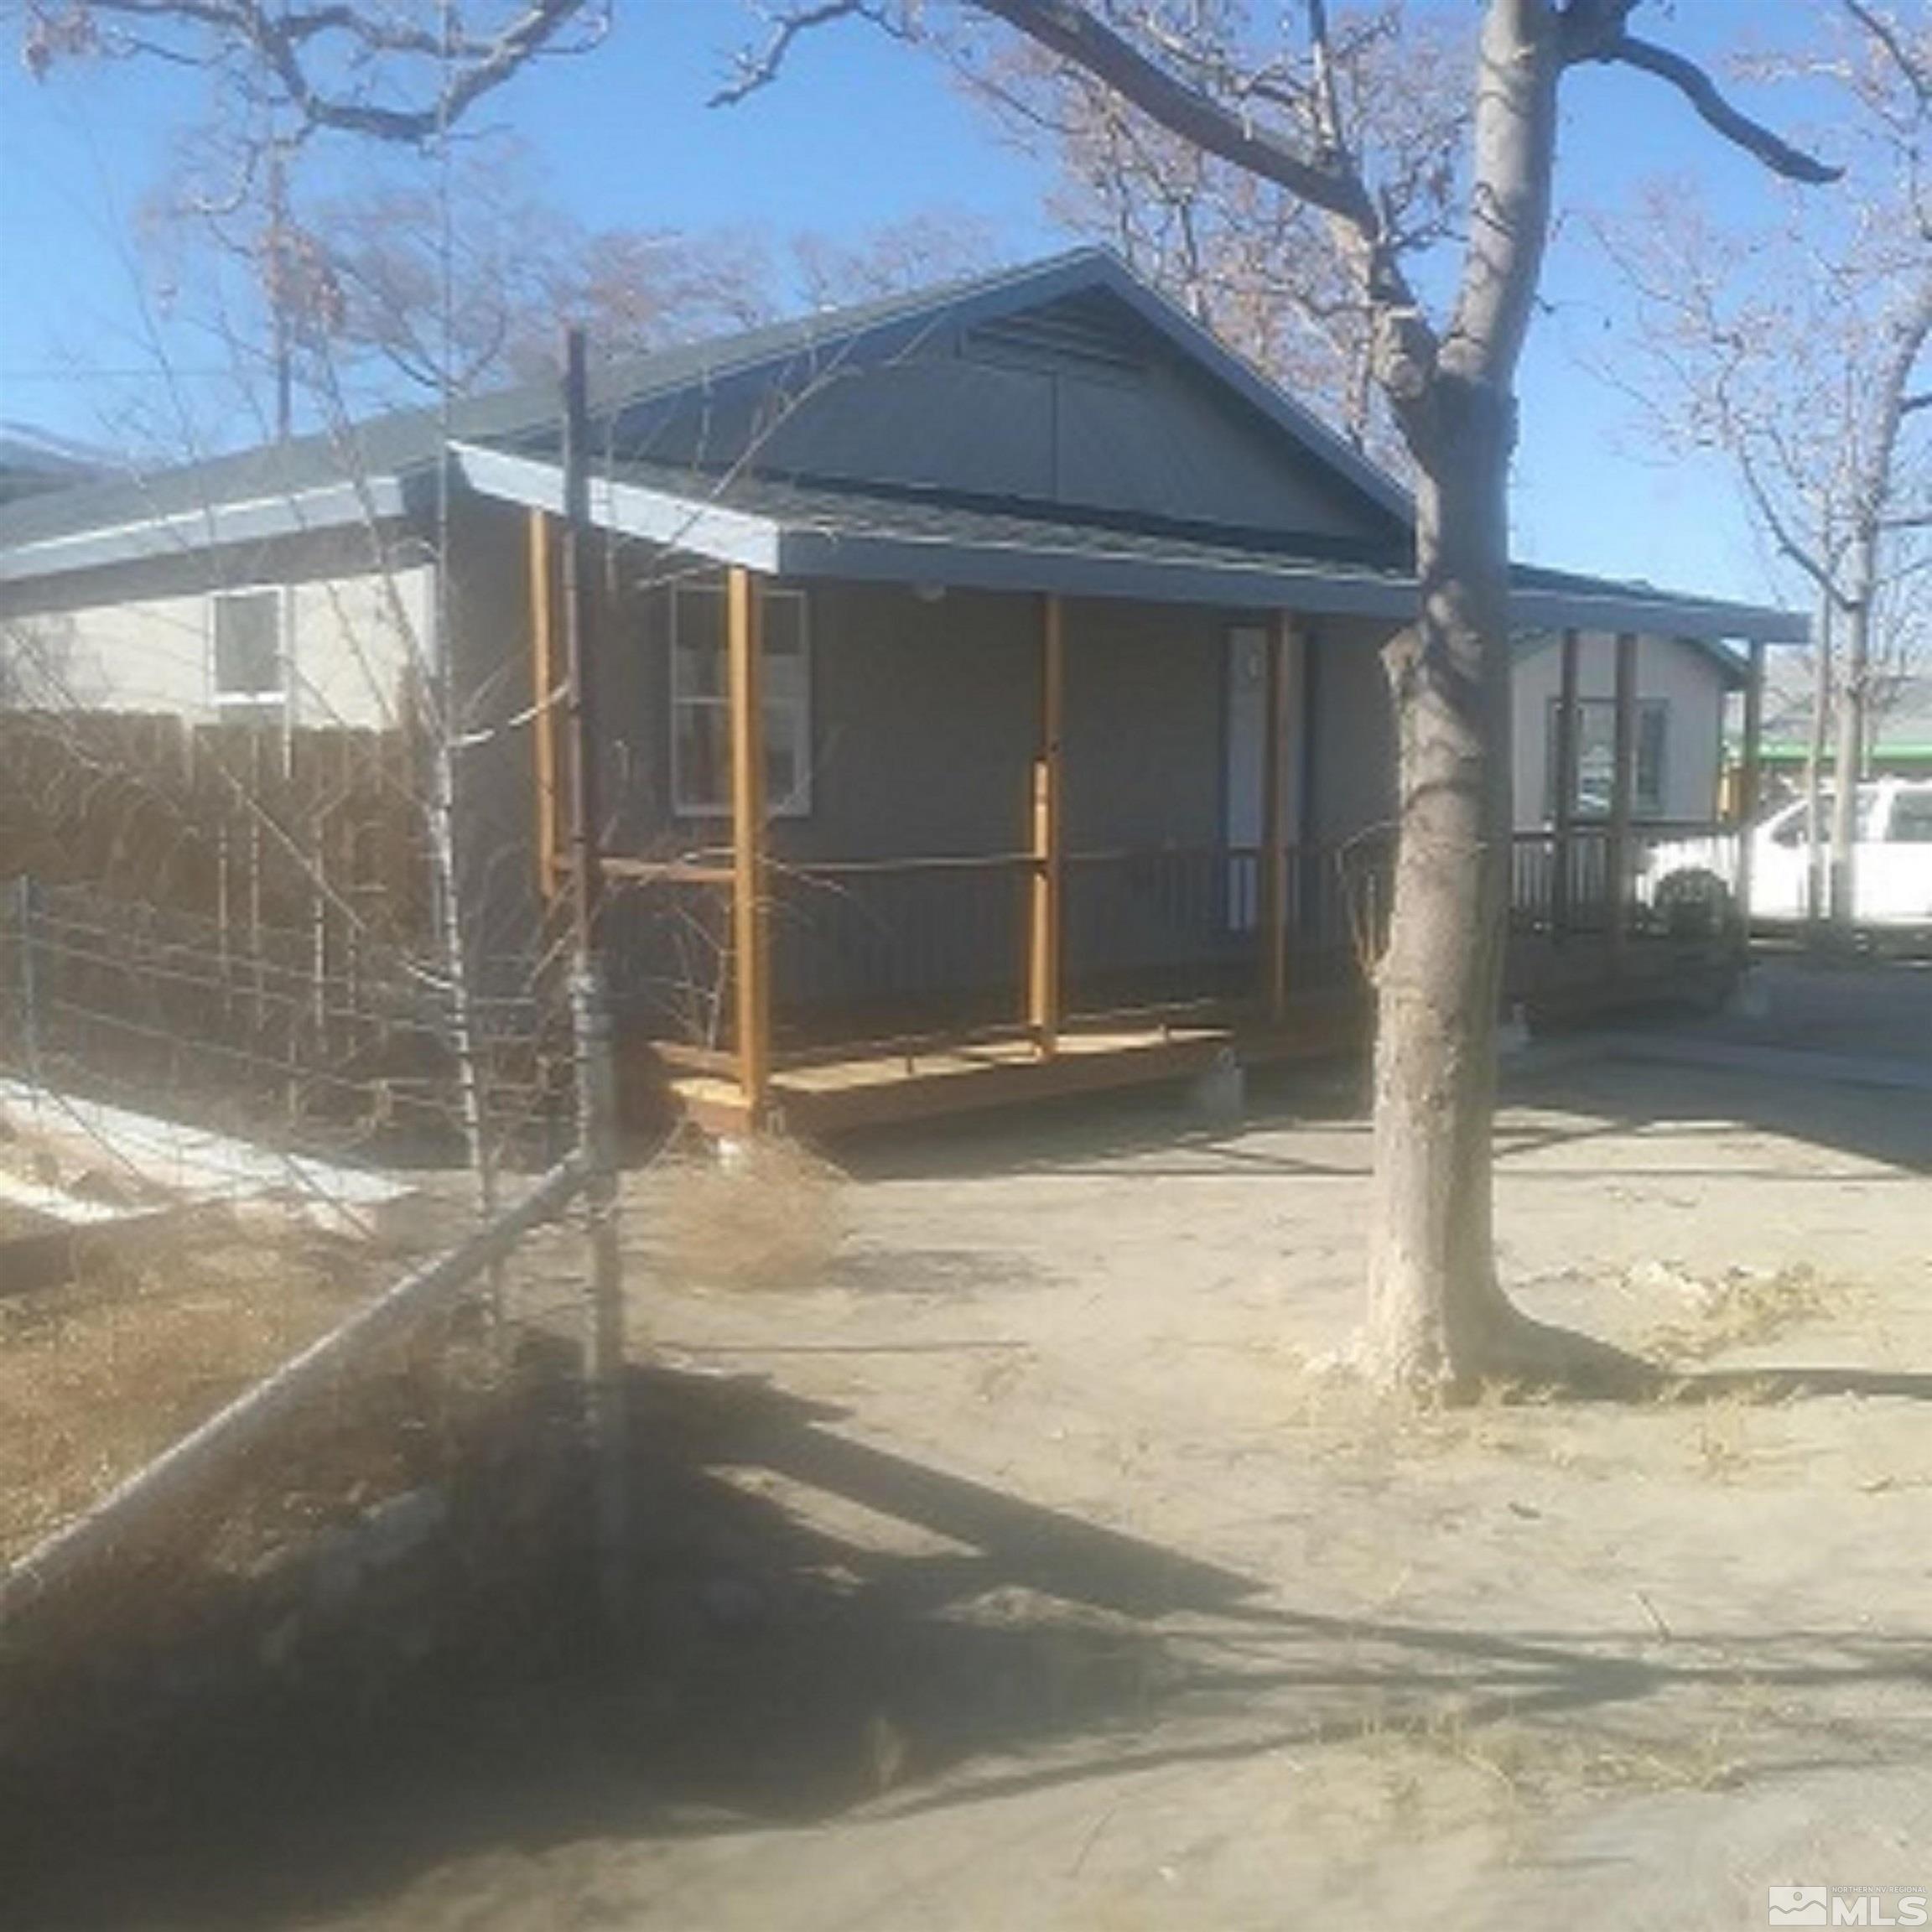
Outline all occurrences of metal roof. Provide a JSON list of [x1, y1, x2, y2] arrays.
[[0, 245, 1805, 644], [454, 443, 1808, 641]]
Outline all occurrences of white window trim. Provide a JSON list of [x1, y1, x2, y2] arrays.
[[669, 581, 813, 819], [210, 583, 292, 714], [1546, 694, 1669, 820]]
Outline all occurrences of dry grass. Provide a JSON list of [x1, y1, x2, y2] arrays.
[[0, 1208, 372, 1569], [0, 1205, 49, 1244], [650, 1133, 848, 1291], [1357, 1688, 1757, 1842], [1641, 1263, 1840, 1363], [1275, 1348, 1572, 1469]]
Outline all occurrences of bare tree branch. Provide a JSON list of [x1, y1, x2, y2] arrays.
[[967, 0, 1376, 229], [712, 1, 879, 107], [25, 0, 608, 145], [1590, 34, 1842, 184], [1844, 0, 1931, 109]]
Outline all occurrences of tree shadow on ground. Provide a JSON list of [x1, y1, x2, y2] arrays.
[[1503, 1052, 1932, 1177], [829, 1032, 1932, 1187], [7, 1357, 1929, 1930], [1668, 1364, 1932, 1401], [831, 1057, 1370, 1183]]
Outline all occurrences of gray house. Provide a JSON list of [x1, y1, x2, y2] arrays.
[[0, 250, 1800, 1135]]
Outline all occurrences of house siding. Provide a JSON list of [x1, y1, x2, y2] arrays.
[[1307, 616, 1399, 847], [621, 310, 1396, 548], [1511, 632, 1727, 828], [0, 548, 429, 730]]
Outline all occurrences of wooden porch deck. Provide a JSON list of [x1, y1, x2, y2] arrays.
[[668, 1024, 1233, 1138], [643, 927, 1737, 1140], [652, 983, 1377, 1138]]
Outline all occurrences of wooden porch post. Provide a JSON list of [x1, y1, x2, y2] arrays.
[[527, 507, 562, 903], [1259, 612, 1293, 1024], [1608, 631, 1638, 959], [1735, 636, 1766, 930], [1550, 626, 1579, 938], [727, 565, 771, 1123], [1027, 592, 1066, 1056]]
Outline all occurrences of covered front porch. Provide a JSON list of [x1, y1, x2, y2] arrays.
[[490, 449, 1779, 1135], [570, 568, 1392, 1137]]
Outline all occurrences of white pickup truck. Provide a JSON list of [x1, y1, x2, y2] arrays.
[[1644, 779, 1932, 928]]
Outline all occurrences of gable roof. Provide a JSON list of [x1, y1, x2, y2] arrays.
[[0, 249, 1402, 577], [1513, 623, 1752, 690], [0, 247, 1804, 643]]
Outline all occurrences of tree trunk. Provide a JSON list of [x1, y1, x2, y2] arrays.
[[1803, 582, 1833, 934], [1827, 538, 1876, 938], [1828, 281, 1931, 939], [1363, 387, 1518, 1390], [1359, 0, 1658, 1401]]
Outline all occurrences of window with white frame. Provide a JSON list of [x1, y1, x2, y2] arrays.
[[670, 582, 812, 817], [1545, 696, 1667, 819], [210, 587, 287, 710]]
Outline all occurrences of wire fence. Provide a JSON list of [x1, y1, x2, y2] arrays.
[[0, 873, 620, 1839]]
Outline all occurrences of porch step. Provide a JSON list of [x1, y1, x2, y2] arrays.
[[672, 1025, 1235, 1137]]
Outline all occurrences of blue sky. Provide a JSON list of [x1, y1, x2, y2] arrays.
[[0, 0, 1835, 605]]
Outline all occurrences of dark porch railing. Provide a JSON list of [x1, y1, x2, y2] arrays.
[[602, 839, 1389, 1060], [1509, 822, 1739, 937], [606, 819, 1736, 1068], [1061, 839, 1391, 1018], [769, 854, 1035, 1045]]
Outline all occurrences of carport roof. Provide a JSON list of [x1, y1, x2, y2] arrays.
[[454, 442, 1810, 643]]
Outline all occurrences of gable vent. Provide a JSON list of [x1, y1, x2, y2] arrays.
[[963, 291, 1151, 375]]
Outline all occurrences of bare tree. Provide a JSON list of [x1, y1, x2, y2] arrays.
[[1600, 3, 1931, 935], [725, 0, 1834, 1395], [13, 0, 648, 1615], [20, 0, 607, 153], [139, 137, 1003, 418], [792, 208, 1000, 310], [963, 1, 1469, 465]]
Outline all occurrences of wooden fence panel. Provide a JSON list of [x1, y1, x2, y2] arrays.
[[0, 710, 428, 943]]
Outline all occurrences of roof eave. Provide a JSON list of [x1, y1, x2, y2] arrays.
[[1506, 589, 1805, 647], [458, 449, 1810, 641], [0, 473, 412, 587]]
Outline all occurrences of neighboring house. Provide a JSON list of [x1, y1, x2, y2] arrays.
[[0, 425, 107, 506], [1748, 669, 1932, 795], [0, 249, 1802, 1134], [1512, 629, 1745, 830]]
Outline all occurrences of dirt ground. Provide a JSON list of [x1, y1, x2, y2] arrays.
[[19, 959, 1932, 1930], [0, 1196, 380, 1567]]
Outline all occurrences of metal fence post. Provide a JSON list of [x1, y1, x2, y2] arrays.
[[561, 326, 632, 1644]]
